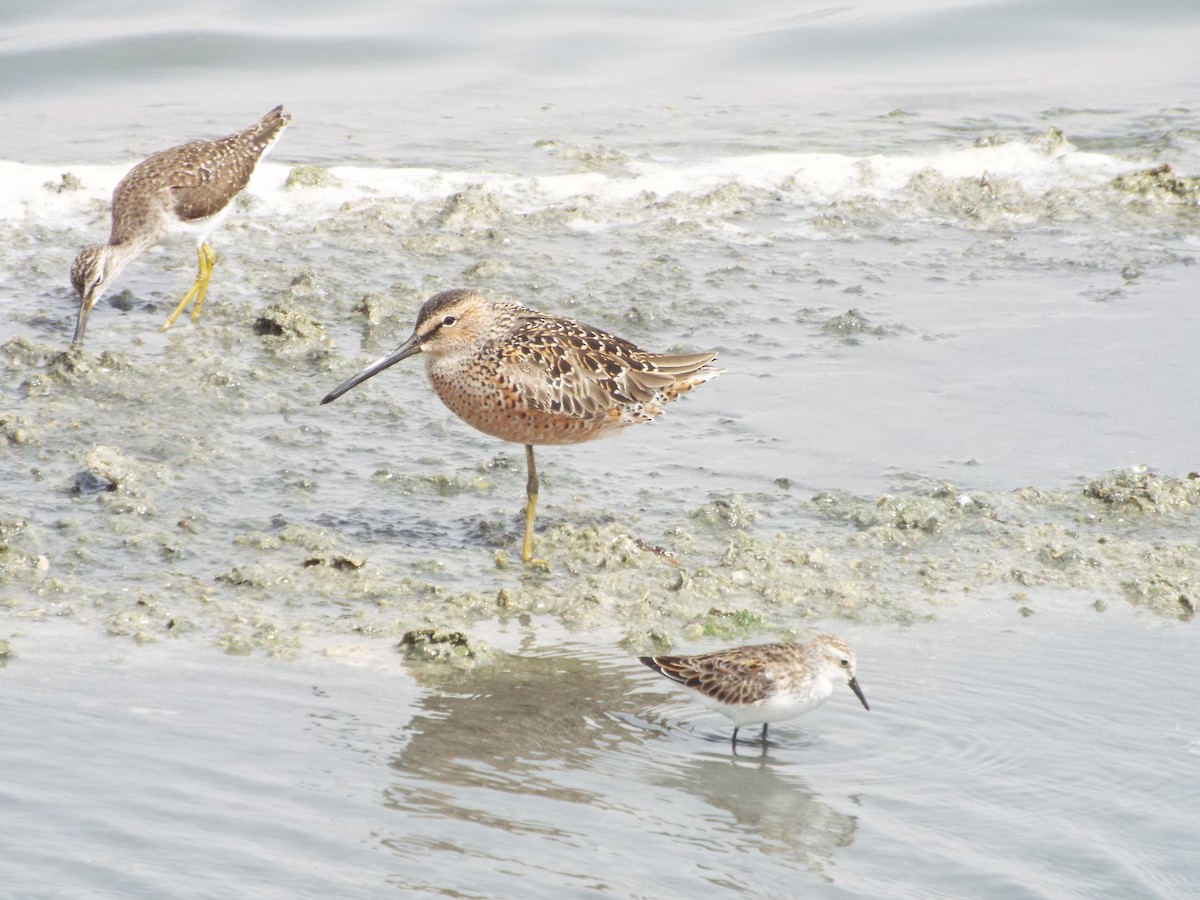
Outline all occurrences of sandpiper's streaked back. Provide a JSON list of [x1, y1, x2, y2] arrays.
[[640, 634, 869, 749], [320, 288, 721, 562], [70, 105, 290, 346]]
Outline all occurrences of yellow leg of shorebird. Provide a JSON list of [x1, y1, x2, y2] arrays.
[[189, 243, 217, 323], [522, 444, 538, 564], [160, 243, 215, 331]]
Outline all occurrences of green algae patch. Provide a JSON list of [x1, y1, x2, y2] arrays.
[[304, 551, 368, 571], [79, 445, 150, 495], [1082, 468, 1200, 515], [219, 617, 303, 660], [284, 164, 342, 189], [253, 304, 326, 343], [695, 607, 766, 639], [1110, 164, 1200, 203], [399, 627, 492, 667], [6, 458, 1199, 653], [0, 413, 37, 447], [819, 308, 907, 341], [43, 171, 84, 193], [0, 519, 51, 590], [371, 468, 495, 497], [1028, 126, 1068, 154], [688, 495, 760, 530], [435, 184, 506, 231]]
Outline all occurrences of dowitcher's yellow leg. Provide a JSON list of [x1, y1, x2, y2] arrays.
[[160, 242, 216, 331], [522, 443, 538, 563]]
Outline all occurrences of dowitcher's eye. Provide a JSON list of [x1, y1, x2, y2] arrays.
[[442, 315, 457, 327]]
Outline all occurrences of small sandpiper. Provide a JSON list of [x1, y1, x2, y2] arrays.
[[640, 634, 869, 749], [320, 288, 721, 563], [70, 105, 290, 346]]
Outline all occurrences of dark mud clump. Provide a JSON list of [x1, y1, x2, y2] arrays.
[[1082, 467, 1200, 514], [400, 627, 493, 668], [1110, 164, 1200, 203], [284, 164, 342, 189]]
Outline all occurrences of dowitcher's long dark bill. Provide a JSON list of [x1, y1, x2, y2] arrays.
[[320, 332, 422, 404], [848, 676, 870, 711]]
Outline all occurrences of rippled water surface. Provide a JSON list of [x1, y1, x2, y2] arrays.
[[5, 604, 1198, 898], [3, 1, 1200, 897]]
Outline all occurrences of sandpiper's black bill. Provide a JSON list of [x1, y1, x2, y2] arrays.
[[72, 302, 92, 347], [848, 676, 870, 710], [319, 332, 422, 404]]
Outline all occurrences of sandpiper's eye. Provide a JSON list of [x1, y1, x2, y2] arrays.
[[442, 315, 457, 327], [840, 658, 851, 668]]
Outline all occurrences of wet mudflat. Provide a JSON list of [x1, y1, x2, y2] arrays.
[[3, 2, 1200, 894]]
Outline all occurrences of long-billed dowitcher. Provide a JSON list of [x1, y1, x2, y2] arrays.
[[640, 634, 869, 749], [69, 105, 290, 346], [320, 288, 721, 563]]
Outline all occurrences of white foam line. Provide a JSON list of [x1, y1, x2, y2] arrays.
[[0, 140, 1145, 229]]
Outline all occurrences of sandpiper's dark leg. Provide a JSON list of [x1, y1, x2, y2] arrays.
[[731, 726, 740, 749], [762, 723, 769, 742], [522, 444, 538, 563]]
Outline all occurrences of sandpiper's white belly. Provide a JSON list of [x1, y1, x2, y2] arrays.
[[695, 676, 834, 727]]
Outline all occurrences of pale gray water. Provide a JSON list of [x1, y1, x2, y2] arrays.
[[2, 1, 1200, 897], [3, 602, 1198, 898]]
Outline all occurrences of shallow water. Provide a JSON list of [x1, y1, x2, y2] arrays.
[[4, 602, 1198, 898], [3, 1, 1200, 897]]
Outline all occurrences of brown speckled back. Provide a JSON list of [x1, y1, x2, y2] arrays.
[[414, 289, 721, 446], [109, 105, 290, 245]]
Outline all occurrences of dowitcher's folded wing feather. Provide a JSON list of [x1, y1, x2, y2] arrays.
[[499, 316, 717, 420]]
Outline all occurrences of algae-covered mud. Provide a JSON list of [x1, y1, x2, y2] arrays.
[[2, 112, 1200, 657], [4, 2, 1200, 894], [3, 120, 1199, 656], [3, 423, 1199, 657]]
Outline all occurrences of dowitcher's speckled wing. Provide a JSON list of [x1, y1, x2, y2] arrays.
[[496, 312, 718, 421]]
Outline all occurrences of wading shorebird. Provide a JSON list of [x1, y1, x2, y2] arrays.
[[640, 634, 870, 750], [320, 288, 721, 563], [69, 105, 290, 346]]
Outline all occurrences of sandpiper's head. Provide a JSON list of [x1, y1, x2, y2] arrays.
[[70, 244, 116, 345], [319, 289, 499, 405], [407, 288, 500, 359], [814, 634, 870, 711]]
